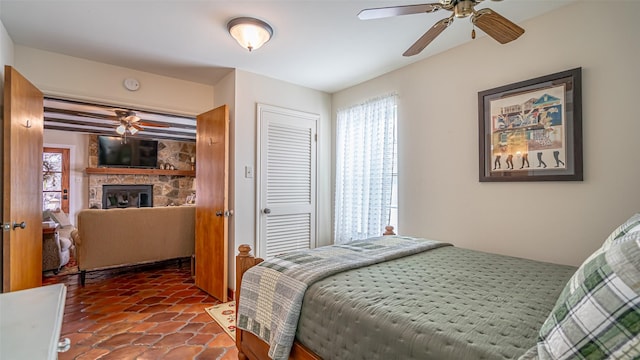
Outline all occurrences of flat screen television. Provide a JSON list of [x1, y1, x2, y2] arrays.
[[98, 136, 158, 168]]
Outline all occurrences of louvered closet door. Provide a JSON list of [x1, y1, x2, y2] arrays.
[[257, 104, 318, 259]]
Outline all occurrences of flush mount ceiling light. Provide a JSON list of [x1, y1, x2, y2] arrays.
[[227, 17, 273, 52]]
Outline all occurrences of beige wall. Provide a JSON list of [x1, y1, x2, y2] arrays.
[[0, 20, 14, 277], [212, 70, 331, 289], [1, 20, 15, 105], [14, 46, 214, 116], [332, 1, 640, 267], [212, 70, 237, 288], [233, 69, 332, 258]]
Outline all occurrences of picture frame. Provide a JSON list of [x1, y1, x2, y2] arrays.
[[478, 68, 582, 182]]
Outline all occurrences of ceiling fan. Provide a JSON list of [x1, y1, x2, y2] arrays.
[[358, 0, 525, 57], [113, 109, 169, 138]]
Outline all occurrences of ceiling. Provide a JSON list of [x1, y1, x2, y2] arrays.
[[42, 98, 197, 142], [2, 0, 575, 141]]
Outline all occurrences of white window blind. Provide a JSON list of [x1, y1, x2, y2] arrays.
[[334, 93, 397, 244]]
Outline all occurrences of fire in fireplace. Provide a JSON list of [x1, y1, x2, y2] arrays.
[[102, 184, 153, 209]]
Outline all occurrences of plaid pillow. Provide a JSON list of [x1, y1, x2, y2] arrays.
[[537, 232, 640, 359], [602, 213, 640, 247]]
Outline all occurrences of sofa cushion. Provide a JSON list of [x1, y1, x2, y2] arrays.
[[537, 231, 640, 359]]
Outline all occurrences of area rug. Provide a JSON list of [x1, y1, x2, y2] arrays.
[[205, 301, 236, 340]]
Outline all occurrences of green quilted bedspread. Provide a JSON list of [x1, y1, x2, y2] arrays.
[[295, 246, 576, 360]]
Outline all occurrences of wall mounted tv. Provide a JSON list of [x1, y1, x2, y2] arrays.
[[98, 136, 158, 169]]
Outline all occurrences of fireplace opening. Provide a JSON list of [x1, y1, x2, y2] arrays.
[[102, 184, 153, 209]]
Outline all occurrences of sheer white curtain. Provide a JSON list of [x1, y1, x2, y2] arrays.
[[334, 93, 397, 244]]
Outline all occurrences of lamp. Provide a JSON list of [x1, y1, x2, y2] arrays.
[[227, 17, 273, 52]]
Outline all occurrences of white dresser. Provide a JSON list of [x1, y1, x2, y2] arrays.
[[0, 284, 67, 359]]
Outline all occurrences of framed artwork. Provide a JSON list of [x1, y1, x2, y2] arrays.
[[478, 68, 582, 182]]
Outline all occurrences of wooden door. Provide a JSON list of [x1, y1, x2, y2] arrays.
[[2, 66, 44, 292], [195, 105, 229, 301]]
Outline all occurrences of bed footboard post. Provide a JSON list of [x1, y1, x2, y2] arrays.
[[236, 245, 257, 302], [236, 245, 264, 358], [383, 225, 395, 235]]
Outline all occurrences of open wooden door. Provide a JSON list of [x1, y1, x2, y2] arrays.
[[195, 105, 229, 301], [2, 66, 44, 292]]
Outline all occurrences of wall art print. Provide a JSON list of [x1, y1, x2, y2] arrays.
[[478, 68, 582, 182]]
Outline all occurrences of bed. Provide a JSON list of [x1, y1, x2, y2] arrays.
[[235, 215, 640, 360]]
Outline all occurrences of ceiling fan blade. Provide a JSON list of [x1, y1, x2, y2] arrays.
[[472, 8, 524, 44], [138, 121, 171, 128], [358, 3, 443, 20], [403, 16, 453, 57]]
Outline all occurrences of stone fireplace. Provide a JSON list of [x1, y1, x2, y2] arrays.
[[102, 184, 153, 208], [87, 135, 196, 208]]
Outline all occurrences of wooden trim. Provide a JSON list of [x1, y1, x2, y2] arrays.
[[234, 226, 395, 360], [85, 167, 195, 176]]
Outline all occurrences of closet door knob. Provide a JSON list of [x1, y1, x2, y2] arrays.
[[263, 208, 271, 214]]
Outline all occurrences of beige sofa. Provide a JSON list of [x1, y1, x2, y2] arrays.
[[73, 206, 195, 285]]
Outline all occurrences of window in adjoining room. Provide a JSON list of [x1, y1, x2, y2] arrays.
[[43, 147, 70, 213], [334, 93, 398, 244]]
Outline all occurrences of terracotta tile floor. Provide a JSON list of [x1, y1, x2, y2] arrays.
[[43, 261, 238, 360]]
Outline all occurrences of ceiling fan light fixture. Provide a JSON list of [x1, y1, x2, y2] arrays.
[[116, 124, 126, 135], [227, 17, 273, 52], [128, 126, 139, 135]]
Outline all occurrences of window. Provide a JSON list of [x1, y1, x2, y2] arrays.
[[334, 93, 398, 243], [43, 147, 70, 212]]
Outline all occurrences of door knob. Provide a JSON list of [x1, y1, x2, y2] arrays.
[[263, 208, 271, 214], [13, 221, 26, 230], [215, 211, 223, 217]]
